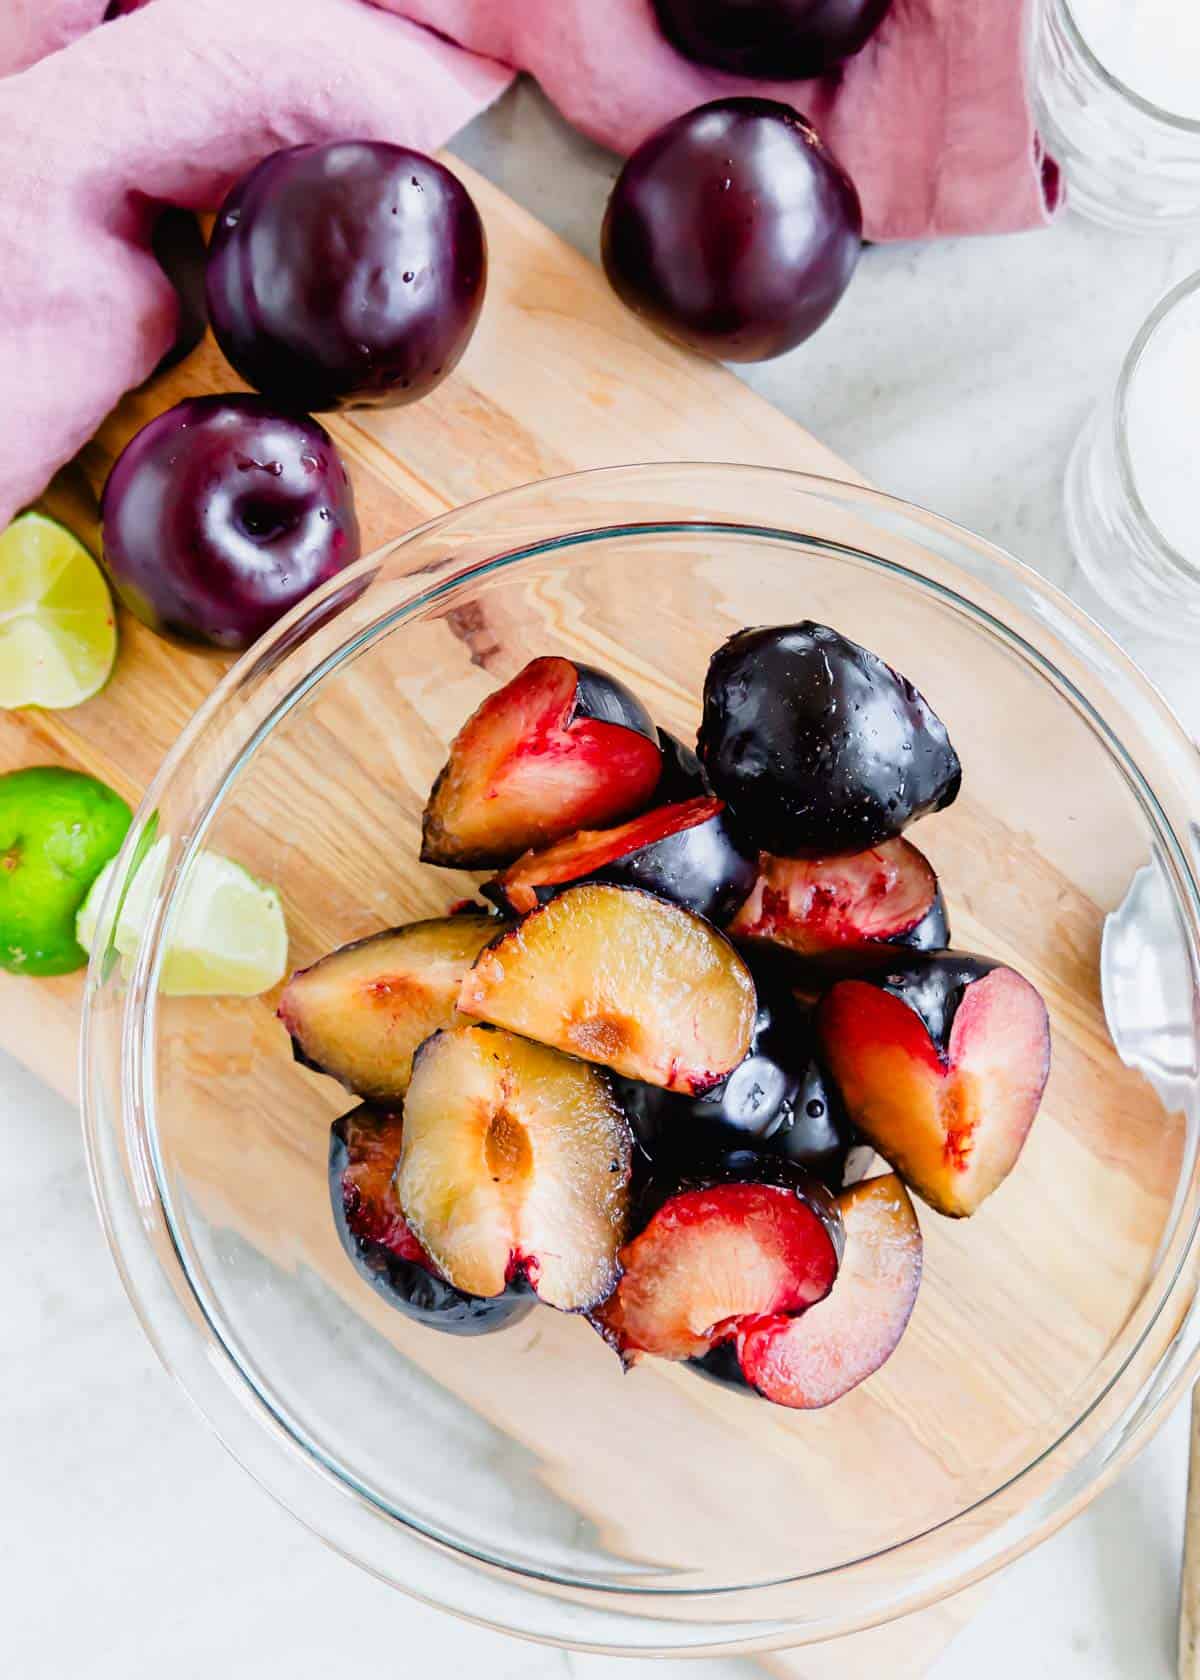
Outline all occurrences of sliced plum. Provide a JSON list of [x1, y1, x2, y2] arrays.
[[396, 1024, 634, 1311], [330, 1105, 532, 1335], [593, 1154, 842, 1361], [727, 838, 949, 970], [458, 883, 756, 1094], [816, 952, 1051, 1217], [487, 796, 755, 924], [278, 914, 497, 1103], [420, 655, 662, 868], [613, 954, 853, 1186], [737, 1173, 922, 1407], [698, 622, 961, 857]]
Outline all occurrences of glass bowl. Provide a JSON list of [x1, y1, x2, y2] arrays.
[[81, 464, 1200, 1655]]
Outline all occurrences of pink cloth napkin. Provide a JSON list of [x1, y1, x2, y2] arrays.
[[0, 0, 1055, 528]]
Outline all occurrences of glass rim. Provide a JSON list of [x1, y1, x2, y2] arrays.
[[1060, 0, 1200, 132], [1114, 268, 1200, 582], [79, 463, 1200, 1651]]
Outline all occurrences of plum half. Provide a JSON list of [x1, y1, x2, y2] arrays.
[[330, 1106, 531, 1335], [396, 1024, 634, 1311], [458, 883, 756, 1093], [278, 914, 497, 1103], [727, 838, 949, 970], [699, 623, 961, 856], [816, 953, 1051, 1217], [594, 1153, 842, 1361], [614, 953, 853, 1186], [486, 796, 755, 924], [421, 656, 662, 869]]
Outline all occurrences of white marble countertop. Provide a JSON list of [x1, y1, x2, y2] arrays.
[[6, 79, 1200, 1680]]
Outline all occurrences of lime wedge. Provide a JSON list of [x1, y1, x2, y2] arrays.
[[75, 856, 119, 965], [77, 840, 288, 997], [0, 512, 117, 710]]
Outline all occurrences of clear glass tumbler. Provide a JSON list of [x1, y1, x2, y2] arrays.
[[1031, 0, 1200, 230], [1065, 271, 1200, 639]]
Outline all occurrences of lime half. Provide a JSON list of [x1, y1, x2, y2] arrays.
[[0, 512, 117, 709], [77, 840, 288, 997], [0, 765, 131, 975]]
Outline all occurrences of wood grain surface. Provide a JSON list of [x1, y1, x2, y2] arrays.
[[8, 154, 1177, 1670]]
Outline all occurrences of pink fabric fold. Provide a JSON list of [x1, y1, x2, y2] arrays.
[[0, 0, 1054, 528], [383, 0, 1056, 242]]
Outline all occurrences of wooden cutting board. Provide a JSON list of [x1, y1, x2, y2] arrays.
[[0, 156, 982, 1675]]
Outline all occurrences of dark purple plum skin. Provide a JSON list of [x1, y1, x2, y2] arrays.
[[653, 0, 893, 79], [100, 395, 360, 650], [602, 98, 861, 363], [699, 622, 961, 856], [330, 1112, 531, 1337], [654, 730, 710, 799], [206, 141, 486, 412], [587, 806, 754, 924], [613, 958, 854, 1186], [148, 208, 208, 377], [894, 887, 950, 955], [869, 951, 1001, 1059], [690, 1338, 753, 1391], [572, 663, 659, 744]]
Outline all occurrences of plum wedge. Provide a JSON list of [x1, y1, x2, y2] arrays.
[[487, 796, 755, 923], [420, 656, 662, 868], [331, 1105, 531, 1335], [278, 913, 496, 1103], [816, 953, 1051, 1217], [594, 1154, 842, 1361], [728, 838, 948, 967], [459, 883, 756, 1093], [396, 1024, 634, 1311], [737, 1173, 922, 1406]]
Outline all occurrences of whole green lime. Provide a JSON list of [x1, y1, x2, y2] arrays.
[[0, 766, 131, 975]]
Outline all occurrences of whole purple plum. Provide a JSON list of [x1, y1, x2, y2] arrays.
[[602, 98, 861, 362], [205, 140, 486, 411], [653, 0, 893, 79], [100, 395, 360, 651]]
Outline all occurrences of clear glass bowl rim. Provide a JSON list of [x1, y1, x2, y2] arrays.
[[1058, 0, 1200, 131], [79, 462, 1200, 1655], [1113, 268, 1200, 583]]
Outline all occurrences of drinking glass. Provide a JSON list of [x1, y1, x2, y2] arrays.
[[1065, 271, 1200, 639], [1032, 0, 1200, 230]]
